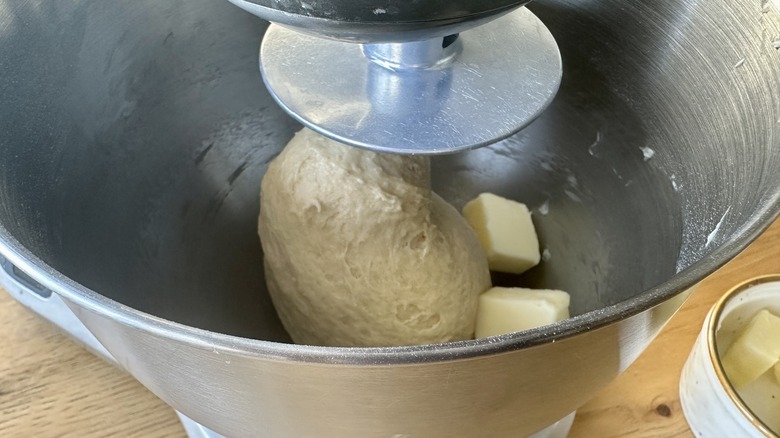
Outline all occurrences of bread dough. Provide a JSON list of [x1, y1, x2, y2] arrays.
[[258, 128, 491, 347]]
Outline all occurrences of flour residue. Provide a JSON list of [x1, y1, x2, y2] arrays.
[[536, 200, 549, 216], [588, 131, 602, 156], [639, 146, 655, 161], [706, 207, 732, 248]]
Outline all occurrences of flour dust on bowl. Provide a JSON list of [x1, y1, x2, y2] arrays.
[[1, 0, 780, 436]]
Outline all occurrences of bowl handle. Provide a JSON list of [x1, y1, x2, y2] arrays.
[[0, 255, 117, 365]]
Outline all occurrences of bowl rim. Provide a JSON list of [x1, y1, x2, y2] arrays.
[[0, 197, 778, 365], [707, 274, 780, 438]]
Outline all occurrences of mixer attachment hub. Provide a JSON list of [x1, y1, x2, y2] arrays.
[[362, 36, 462, 71], [260, 8, 562, 154]]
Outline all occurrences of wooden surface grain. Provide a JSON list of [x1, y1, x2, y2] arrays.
[[1, 219, 778, 437]]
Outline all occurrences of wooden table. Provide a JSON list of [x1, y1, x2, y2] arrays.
[[1, 219, 778, 437]]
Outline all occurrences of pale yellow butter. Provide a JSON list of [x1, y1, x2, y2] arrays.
[[774, 360, 780, 386], [721, 309, 780, 389], [475, 287, 570, 338], [462, 193, 540, 274]]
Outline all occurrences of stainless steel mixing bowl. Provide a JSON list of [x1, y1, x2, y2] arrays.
[[1, 0, 779, 436], [228, 0, 532, 41]]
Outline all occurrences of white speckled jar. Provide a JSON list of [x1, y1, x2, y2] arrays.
[[680, 275, 780, 438]]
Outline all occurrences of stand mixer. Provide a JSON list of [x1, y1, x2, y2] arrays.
[[230, 0, 562, 153], [171, 3, 566, 435], [1, 0, 779, 436]]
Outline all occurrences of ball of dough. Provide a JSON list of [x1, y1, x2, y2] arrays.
[[258, 129, 491, 347]]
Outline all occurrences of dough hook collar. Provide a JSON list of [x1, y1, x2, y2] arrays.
[[259, 8, 562, 155]]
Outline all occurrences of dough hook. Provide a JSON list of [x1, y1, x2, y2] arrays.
[[229, 0, 562, 154]]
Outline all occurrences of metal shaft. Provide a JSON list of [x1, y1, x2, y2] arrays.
[[361, 36, 462, 71]]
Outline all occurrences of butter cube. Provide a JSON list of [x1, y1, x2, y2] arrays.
[[475, 287, 570, 338], [721, 309, 780, 389], [462, 193, 540, 274]]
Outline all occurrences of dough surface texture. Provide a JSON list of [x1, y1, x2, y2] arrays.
[[259, 129, 491, 347]]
